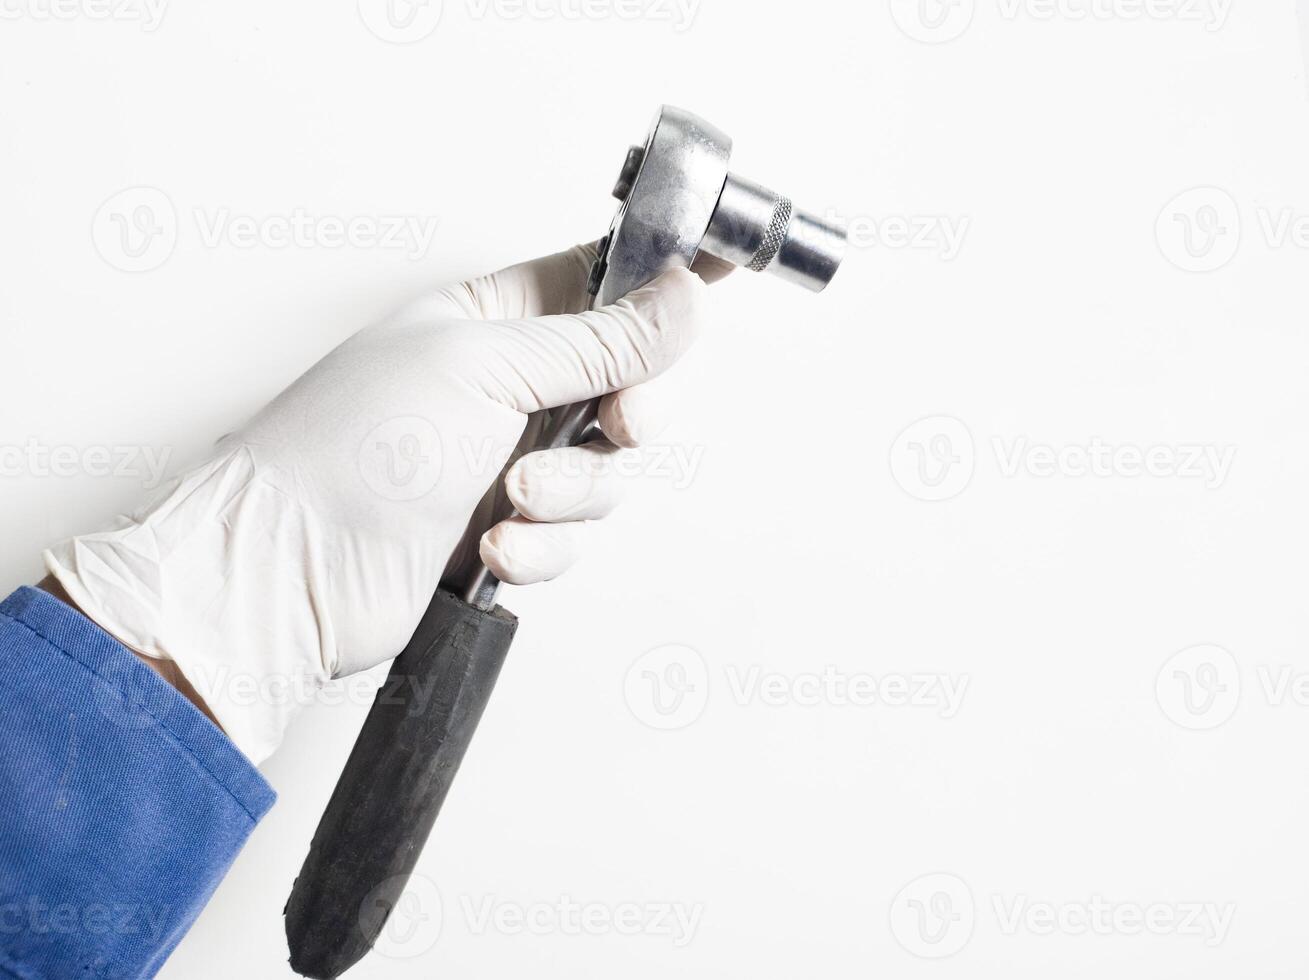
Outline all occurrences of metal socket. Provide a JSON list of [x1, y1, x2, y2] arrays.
[[700, 172, 846, 292]]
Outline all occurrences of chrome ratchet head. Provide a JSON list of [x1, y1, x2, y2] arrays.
[[589, 105, 848, 308]]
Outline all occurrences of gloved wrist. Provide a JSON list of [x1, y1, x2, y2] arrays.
[[35, 574, 224, 731]]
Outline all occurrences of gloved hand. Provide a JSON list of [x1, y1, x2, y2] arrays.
[[44, 244, 718, 763]]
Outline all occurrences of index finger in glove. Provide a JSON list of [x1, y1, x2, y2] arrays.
[[439, 242, 734, 322], [442, 243, 599, 321], [468, 265, 709, 414]]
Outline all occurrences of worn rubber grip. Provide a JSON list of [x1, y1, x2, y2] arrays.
[[284, 588, 518, 979]]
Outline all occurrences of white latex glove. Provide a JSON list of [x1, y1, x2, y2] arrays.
[[44, 244, 716, 763]]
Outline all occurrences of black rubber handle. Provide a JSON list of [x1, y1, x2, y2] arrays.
[[284, 588, 518, 979]]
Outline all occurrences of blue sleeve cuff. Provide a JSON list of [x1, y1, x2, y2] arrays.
[[0, 586, 276, 979]]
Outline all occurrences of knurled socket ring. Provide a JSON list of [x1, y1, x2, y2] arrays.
[[746, 196, 793, 272]]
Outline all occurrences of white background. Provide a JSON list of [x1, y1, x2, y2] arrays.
[[3, 0, 1309, 977]]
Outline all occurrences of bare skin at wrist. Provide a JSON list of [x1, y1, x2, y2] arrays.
[[36, 575, 224, 731]]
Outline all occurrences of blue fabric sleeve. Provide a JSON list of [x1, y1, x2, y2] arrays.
[[0, 586, 276, 979]]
